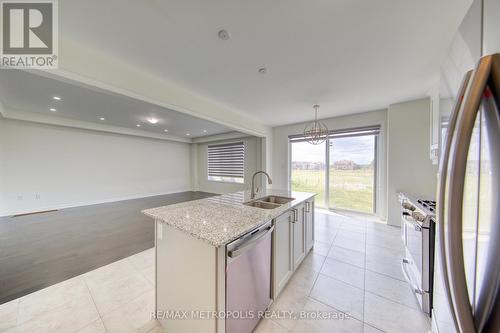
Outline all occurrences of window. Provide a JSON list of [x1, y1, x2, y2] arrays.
[[290, 126, 379, 214], [328, 130, 377, 213], [290, 140, 326, 207], [207, 142, 245, 183]]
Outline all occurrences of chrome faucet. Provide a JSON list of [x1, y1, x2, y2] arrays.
[[251, 171, 273, 199]]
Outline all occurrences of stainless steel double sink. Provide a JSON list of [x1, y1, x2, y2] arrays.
[[244, 195, 295, 209]]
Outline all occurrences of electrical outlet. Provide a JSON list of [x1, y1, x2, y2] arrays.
[[17, 195, 23, 201], [35, 194, 41, 200]]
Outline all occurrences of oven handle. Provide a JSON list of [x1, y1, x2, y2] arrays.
[[401, 258, 423, 295]]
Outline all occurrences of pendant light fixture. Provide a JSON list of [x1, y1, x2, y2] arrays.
[[304, 104, 329, 145]]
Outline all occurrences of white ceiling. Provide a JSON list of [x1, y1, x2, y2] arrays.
[[0, 70, 235, 139], [59, 0, 472, 126]]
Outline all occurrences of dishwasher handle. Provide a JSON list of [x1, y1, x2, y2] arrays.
[[228, 225, 274, 258]]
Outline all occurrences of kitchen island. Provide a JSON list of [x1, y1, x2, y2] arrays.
[[142, 189, 315, 333]]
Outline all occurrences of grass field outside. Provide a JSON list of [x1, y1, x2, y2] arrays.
[[291, 168, 374, 213]]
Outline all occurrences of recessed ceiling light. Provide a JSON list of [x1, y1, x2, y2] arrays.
[[147, 118, 159, 124], [49, 107, 56, 112], [203, 130, 207, 133], [163, 129, 169, 132], [258, 67, 267, 74], [186, 133, 191, 136], [52, 96, 62, 101], [99, 117, 105, 121], [218, 29, 230, 40], [136, 124, 141, 127]]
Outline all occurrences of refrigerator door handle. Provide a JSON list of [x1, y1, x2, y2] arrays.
[[445, 54, 500, 333], [437, 70, 472, 332], [476, 54, 500, 333]]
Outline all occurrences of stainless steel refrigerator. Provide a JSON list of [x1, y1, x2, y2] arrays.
[[433, 0, 500, 332]]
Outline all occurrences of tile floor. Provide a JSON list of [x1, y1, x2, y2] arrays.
[[0, 248, 158, 333], [256, 210, 430, 333], [0, 211, 430, 333]]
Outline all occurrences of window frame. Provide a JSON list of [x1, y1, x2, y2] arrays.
[[288, 125, 380, 214]]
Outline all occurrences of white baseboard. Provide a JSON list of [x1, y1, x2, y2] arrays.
[[0, 188, 194, 217]]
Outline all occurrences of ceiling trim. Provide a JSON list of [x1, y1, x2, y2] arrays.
[[32, 37, 271, 139], [1, 106, 193, 143], [191, 131, 250, 144]]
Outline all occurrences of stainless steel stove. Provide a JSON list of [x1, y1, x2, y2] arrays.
[[399, 193, 436, 315], [417, 199, 436, 214]]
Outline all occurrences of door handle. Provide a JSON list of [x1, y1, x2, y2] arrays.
[[444, 54, 500, 333], [473, 54, 500, 332], [437, 70, 472, 332]]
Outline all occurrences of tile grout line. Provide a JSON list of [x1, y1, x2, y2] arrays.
[[310, 218, 368, 322], [307, 295, 364, 325], [308, 226, 338, 298], [363, 289, 420, 313], [363, 222, 415, 333], [321, 212, 412, 333], [317, 224, 364, 321], [364, 262, 407, 282], [301, 219, 342, 327], [14, 298, 20, 331], [316, 268, 365, 291], [126, 254, 155, 288], [269, 317, 292, 332], [314, 213, 411, 332], [307, 294, 365, 323], [83, 278, 108, 333], [11, 278, 90, 329], [81, 258, 155, 330], [366, 230, 389, 333]]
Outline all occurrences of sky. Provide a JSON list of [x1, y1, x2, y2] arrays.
[[292, 135, 375, 165]]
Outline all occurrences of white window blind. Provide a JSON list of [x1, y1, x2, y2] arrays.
[[207, 142, 245, 183]]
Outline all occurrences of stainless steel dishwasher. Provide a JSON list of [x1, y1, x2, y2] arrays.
[[226, 221, 273, 333]]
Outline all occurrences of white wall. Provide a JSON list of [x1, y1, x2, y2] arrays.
[[272, 110, 388, 220], [386, 98, 438, 226], [192, 136, 261, 194], [0, 118, 191, 216]]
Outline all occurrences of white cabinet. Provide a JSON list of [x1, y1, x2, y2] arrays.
[[292, 203, 306, 270], [273, 210, 293, 296], [304, 199, 314, 252], [273, 198, 315, 297]]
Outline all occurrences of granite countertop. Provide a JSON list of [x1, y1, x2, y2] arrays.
[[142, 189, 316, 247]]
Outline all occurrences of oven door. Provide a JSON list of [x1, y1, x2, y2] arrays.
[[401, 213, 427, 308]]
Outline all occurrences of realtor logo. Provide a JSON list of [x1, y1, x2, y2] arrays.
[[1, 0, 58, 68]]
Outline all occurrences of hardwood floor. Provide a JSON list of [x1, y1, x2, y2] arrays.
[[0, 191, 216, 304]]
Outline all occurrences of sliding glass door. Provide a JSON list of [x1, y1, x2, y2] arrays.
[[290, 126, 378, 213], [328, 134, 376, 213], [290, 140, 326, 207]]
